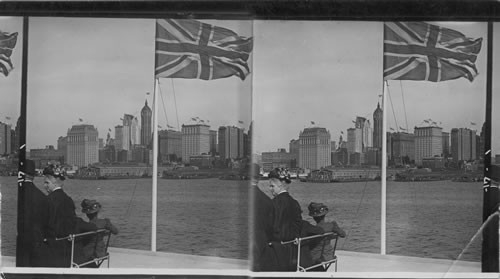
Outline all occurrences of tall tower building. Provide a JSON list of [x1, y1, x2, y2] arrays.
[[0, 122, 12, 155], [114, 125, 129, 151], [57, 136, 68, 164], [123, 114, 140, 147], [159, 129, 182, 162], [347, 128, 363, 154], [373, 103, 383, 149], [218, 126, 244, 160], [289, 139, 300, 166], [414, 126, 442, 166], [442, 132, 450, 158], [182, 124, 210, 163], [391, 132, 415, 164], [298, 127, 331, 170], [141, 100, 152, 147], [209, 130, 218, 155], [66, 124, 99, 167], [451, 128, 476, 162]]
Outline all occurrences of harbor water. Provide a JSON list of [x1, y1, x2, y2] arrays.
[[1, 176, 482, 262]]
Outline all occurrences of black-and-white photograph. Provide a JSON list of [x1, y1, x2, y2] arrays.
[[0, 10, 498, 277], [1, 17, 252, 270], [250, 20, 495, 273]]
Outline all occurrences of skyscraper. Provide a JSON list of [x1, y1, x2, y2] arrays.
[[347, 128, 363, 154], [391, 132, 415, 164], [218, 126, 244, 160], [123, 114, 140, 147], [298, 127, 331, 170], [209, 130, 218, 155], [182, 124, 210, 163], [0, 122, 12, 155], [442, 132, 450, 158], [355, 117, 373, 150], [373, 103, 383, 149], [141, 100, 152, 147], [451, 128, 476, 162], [159, 129, 182, 162], [414, 126, 442, 166], [114, 125, 129, 151], [66, 124, 99, 167]]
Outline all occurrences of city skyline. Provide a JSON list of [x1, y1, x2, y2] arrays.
[[0, 18, 499, 156], [252, 21, 492, 155], [0, 17, 252, 150]]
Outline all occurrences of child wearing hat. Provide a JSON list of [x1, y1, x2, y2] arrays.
[[307, 202, 346, 270], [80, 199, 118, 268]]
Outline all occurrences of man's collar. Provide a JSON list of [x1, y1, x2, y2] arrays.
[[277, 190, 288, 195], [51, 187, 62, 192]]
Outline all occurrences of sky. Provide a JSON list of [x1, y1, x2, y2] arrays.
[[0, 17, 252, 149], [0, 18, 499, 156]]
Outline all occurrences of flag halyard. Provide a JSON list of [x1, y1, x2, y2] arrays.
[[155, 19, 253, 81], [0, 31, 18, 77], [384, 22, 482, 82]]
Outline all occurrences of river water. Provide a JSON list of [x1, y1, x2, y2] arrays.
[[1, 176, 482, 262]]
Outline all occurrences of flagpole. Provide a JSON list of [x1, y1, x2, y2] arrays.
[[151, 78, 159, 252], [381, 80, 387, 255], [481, 21, 498, 272], [15, 16, 29, 267]]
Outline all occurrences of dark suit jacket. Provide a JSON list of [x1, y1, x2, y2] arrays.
[[269, 191, 303, 271], [19, 181, 49, 267], [45, 188, 77, 267]]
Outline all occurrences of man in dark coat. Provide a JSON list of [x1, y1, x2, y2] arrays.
[[18, 159, 49, 267], [251, 184, 278, 271], [267, 168, 303, 271], [42, 164, 84, 267]]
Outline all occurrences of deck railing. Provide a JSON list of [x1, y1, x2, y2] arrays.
[[56, 229, 111, 268]]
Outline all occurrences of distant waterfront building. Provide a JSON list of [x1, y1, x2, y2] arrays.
[[209, 130, 218, 155], [100, 144, 116, 163], [391, 132, 415, 165], [365, 147, 380, 166], [414, 126, 442, 166], [356, 116, 373, 150], [331, 141, 337, 151], [123, 114, 140, 147], [182, 124, 210, 163], [442, 132, 450, 158], [141, 100, 152, 147], [243, 132, 250, 158], [347, 128, 363, 154], [476, 134, 481, 161], [373, 103, 383, 149], [332, 148, 348, 166], [289, 139, 300, 166], [298, 127, 331, 170], [159, 129, 182, 162], [114, 125, 129, 151], [261, 149, 295, 171], [66, 124, 99, 167], [29, 145, 64, 168], [218, 126, 244, 160], [57, 136, 68, 164], [451, 128, 476, 162], [0, 122, 12, 155]]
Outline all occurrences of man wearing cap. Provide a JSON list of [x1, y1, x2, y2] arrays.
[[18, 159, 49, 267]]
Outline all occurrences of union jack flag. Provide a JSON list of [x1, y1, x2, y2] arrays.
[[384, 22, 482, 82], [0, 30, 18, 77], [155, 19, 253, 81]]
